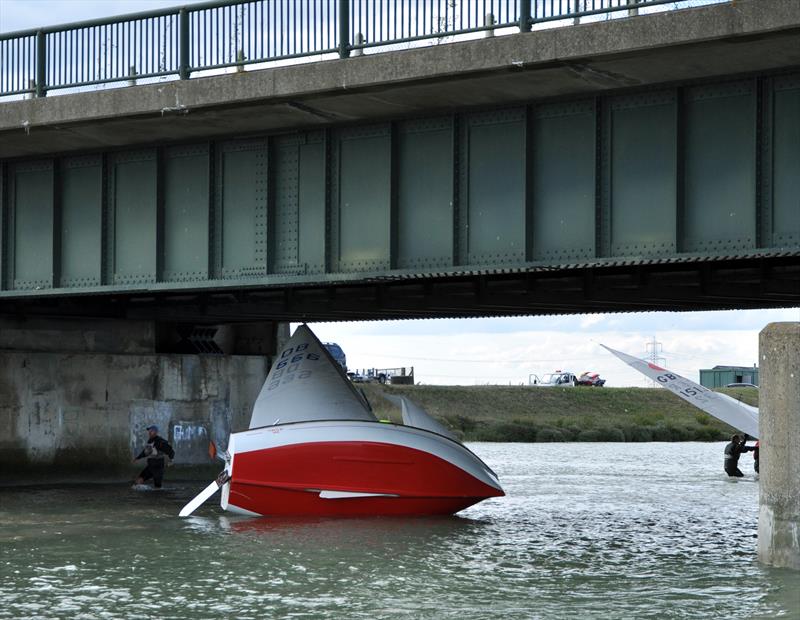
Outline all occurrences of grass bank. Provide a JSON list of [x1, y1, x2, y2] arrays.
[[360, 384, 758, 442]]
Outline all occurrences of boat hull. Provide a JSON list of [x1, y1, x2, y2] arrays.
[[221, 421, 503, 517]]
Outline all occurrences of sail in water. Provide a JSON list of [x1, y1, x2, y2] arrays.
[[249, 324, 377, 429], [601, 344, 759, 439], [382, 394, 458, 441]]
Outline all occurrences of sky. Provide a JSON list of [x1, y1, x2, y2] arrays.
[[2, 0, 796, 386], [0, 0, 728, 34], [0, 0, 204, 32], [304, 309, 799, 387]]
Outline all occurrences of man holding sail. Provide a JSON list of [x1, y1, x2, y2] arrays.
[[723, 434, 755, 478], [602, 344, 765, 479]]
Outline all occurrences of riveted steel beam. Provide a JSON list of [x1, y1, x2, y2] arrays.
[[0, 69, 798, 323]]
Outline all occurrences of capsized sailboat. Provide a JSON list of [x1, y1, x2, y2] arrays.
[[180, 325, 503, 517], [601, 344, 759, 438]]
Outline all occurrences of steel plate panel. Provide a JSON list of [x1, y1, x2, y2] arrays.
[[338, 130, 390, 272], [11, 162, 53, 290], [163, 146, 209, 282], [532, 104, 595, 261], [273, 137, 300, 274], [465, 113, 525, 265], [610, 96, 677, 256], [0, 164, 4, 288], [218, 142, 268, 279], [298, 139, 326, 275], [111, 153, 157, 285], [684, 83, 756, 252], [397, 120, 453, 270], [61, 156, 102, 287], [772, 82, 800, 247]]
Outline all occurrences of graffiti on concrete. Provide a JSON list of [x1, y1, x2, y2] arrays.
[[172, 421, 212, 464], [173, 423, 208, 443]]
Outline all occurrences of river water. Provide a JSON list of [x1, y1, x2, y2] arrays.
[[1, 442, 797, 619]]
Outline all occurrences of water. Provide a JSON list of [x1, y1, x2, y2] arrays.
[[1, 442, 798, 619]]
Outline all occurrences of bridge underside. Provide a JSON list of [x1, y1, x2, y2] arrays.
[[3, 255, 797, 323], [1, 51, 799, 322], [2, 69, 799, 321]]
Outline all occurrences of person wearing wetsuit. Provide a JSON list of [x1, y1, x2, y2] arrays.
[[723, 434, 754, 478], [133, 425, 175, 488], [753, 441, 760, 474]]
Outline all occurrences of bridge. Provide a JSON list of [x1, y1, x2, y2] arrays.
[[0, 0, 799, 518], [0, 0, 798, 324]]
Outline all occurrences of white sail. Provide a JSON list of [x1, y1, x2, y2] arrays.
[[249, 325, 377, 429], [383, 394, 459, 441], [601, 344, 759, 439]]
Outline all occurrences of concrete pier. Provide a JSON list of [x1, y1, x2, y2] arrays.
[[758, 321, 800, 569], [0, 319, 286, 483]]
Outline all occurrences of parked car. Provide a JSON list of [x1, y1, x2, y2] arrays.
[[323, 342, 347, 370], [576, 372, 606, 387], [347, 370, 387, 384], [532, 371, 577, 387]]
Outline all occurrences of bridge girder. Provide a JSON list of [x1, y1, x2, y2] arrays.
[[1, 256, 796, 323], [0, 70, 798, 321]]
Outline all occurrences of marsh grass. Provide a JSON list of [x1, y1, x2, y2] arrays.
[[360, 384, 758, 442]]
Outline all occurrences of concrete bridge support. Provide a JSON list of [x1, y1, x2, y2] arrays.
[[0, 318, 287, 483], [758, 321, 800, 569]]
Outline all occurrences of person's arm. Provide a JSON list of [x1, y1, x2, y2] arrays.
[[156, 437, 175, 460], [134, 438, 157, 461]]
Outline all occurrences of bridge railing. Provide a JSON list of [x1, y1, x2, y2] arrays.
[[0, 0, 728, 99]]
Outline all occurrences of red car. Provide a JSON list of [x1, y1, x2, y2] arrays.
[[576, 372, 605, 387]]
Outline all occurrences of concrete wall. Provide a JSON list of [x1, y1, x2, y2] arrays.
[[0, 351, 268, 482], [0, 317, 156, 354]]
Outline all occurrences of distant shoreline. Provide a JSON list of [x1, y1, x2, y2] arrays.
[[362, 384, 758, 443]]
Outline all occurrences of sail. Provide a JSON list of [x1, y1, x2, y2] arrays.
[[383, 394, 459, 441], [601, 344, 759, 439], [249, 325, 377, 429]]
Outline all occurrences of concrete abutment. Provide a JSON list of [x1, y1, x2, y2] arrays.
[[0, 318, 288, 483], [758, 321, 800, 570]]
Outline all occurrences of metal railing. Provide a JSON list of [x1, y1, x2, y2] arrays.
[[0, 0, 728, 98]]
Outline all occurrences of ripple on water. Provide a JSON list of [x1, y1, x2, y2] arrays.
[[0, 442, 797, 619]]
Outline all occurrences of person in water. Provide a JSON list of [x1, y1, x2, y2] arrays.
[[723, 434, 754, 478], [133, 425, 175, 488], [753, 440, 760, 474]]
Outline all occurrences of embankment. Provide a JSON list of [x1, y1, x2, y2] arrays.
[[361, 384, 758, 442]]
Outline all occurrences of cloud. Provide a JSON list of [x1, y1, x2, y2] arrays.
[[305, 308, 797, 386], [1, 0, 209, 33], [579, 314, 605, 329]]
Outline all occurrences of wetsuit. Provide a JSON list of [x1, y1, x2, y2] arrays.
[[136, 435, 175, 488], [724, 440, 754, 477], [753, 441, 760, 474]]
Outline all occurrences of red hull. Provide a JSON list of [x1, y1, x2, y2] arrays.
[[228, 440, 503, 517]]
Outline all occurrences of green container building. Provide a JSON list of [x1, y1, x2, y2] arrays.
[[699, 366, 759, 388]]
